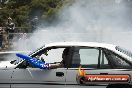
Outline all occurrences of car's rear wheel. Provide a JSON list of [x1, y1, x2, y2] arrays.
[[106, 84, 132, 88]]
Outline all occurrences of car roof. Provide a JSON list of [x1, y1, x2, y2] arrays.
[[0, 51, 31, 54], [45, 42, 116, 50]]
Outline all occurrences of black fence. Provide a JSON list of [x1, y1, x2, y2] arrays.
[[0, 27, 31, 50], [1, 27, 30, 33]]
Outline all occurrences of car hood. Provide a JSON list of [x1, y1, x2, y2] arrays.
[[0, 61, 16, 69]]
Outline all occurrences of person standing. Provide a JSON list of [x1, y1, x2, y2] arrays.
[[2, 27, 9, 49], [0, 27, 3, 48], [5, 17, 15, 40], [30, 16, 39, 32]]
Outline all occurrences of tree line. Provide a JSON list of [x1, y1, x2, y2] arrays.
[[0, 0, 74, 32]]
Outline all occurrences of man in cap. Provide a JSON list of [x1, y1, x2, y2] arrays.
[[6, 17, 15, 39]]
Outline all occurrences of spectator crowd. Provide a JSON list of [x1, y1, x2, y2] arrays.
[[0, 16, 39, 50]]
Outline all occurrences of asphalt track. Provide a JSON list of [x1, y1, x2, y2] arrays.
[[0, 84, 107, 88]]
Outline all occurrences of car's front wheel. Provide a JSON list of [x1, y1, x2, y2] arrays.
[[106, 84, 132, 88]]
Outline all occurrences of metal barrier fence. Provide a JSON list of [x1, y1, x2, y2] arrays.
[[0, 27, 30, 50], [0, 27, 30, 33]]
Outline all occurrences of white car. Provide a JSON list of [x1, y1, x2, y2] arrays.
[[0, 42, 132, 88]]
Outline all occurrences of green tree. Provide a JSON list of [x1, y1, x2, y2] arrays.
[[0, 0, 73, 32]]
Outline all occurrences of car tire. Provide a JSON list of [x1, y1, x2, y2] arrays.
[[79, 76, 86, 84], [106, 84, 132, 88]]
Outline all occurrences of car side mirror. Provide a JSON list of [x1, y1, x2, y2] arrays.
[[10, 60, 17, 64]]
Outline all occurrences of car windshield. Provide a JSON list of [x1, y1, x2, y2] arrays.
[[115, 46, 132, 58], [29, 45, 45, 57]]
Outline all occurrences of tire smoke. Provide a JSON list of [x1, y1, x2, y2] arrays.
[[14, 0, 132, 51]]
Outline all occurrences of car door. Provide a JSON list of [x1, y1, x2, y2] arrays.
[[0, 53, 16, 88], [27, 67, 66, 84], [0, 68, 13, 88], [11, 48, 66, 87], [65, 47, 102, 85], [65, 47, 132, 85], [11, 61, 33, 84], [11, 67, 66, 88]]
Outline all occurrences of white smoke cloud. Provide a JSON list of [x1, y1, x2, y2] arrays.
[[14, 0, 132, 52]]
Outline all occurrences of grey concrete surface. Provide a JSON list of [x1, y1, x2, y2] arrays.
[[10, 84, 107, 88], [0, 84, 107, 88]]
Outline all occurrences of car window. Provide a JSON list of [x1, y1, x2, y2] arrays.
[[115, 46, 132, 58], [79, 49, 99, 64], [71, 47, 99, 68], [100, 52, 108, 65], [104, 49, 132, 69], [100, 50, 111, 69], [70, 47, 112, 69], [17, 48, 66, 69], [39, 48, 65, 63]]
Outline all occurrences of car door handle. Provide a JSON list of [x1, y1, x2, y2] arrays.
[[100, 73, 108, 75], [56, 72, 64, 77]]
